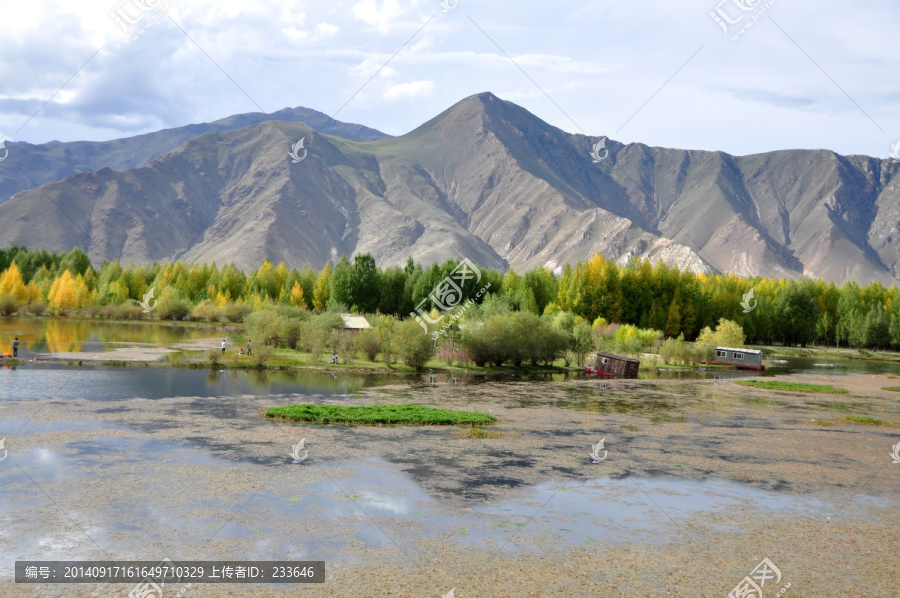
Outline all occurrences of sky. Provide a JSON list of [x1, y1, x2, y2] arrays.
[[0, 0, 898, 158]]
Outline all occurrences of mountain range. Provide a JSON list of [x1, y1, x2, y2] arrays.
[[0, 92, 898, 285]]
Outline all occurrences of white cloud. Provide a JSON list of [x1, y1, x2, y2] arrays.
[[383, 80, 435, 101], [352, 0, 424, 34], [315, 23, 339, 38], [0, 0, 897, 157]]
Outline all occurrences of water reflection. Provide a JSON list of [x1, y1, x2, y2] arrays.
[[0, 317, 225, 355], [0, 365, 417, 401]]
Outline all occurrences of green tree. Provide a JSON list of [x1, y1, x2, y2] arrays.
[[350, 253, 380, 312], [774, 283, 818, 347], [330, 257, 353, 308]]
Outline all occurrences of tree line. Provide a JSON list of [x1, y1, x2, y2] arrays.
[[1, 244, 898, 350]]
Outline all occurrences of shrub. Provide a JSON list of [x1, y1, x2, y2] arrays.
[[460, 318, 505, 366], [394, 320, 435, 370], [377, 316, 397, 367], [460, 312, 567, 367], [571, 321, 593, 366], [25, 300, 46, 316], [250, 336, 274, 367], [696, 318, 745, 347], [224, 302, 252, 323], [0, 294, 19, 316], [658, 334, 707, 365], [435, 339, 467, 367], [156, 287, 190, 321], [280, 318, 303, 349], [355, 328, 381, 361], [208, 349, 221, 367], [191, 300, 222, 321], [245, 310, 286, 346], [338, 332, 356, 364], [98, 303, 145, 320], [300, 320, 327, 362]]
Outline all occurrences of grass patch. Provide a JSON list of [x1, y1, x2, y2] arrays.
[[882, 386, 900, 392], [842, 416, 897, 427], [806, 401, 855, 412], [265, 403, 497, 426], [737, 380, 847, 394]]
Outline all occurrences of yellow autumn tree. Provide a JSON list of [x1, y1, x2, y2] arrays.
[[275, 262, 289, 299], [48, 270, 91, 315], [313, 263, 332, 311], [290, 281, 307, 308], [0, 263, 28, 303], [25, 281, 42, 303]]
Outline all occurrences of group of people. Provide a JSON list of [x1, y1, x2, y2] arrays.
[[220, 339, 252, 357]]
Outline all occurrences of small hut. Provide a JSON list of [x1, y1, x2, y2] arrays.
[[587, 352, 640, 378], [340, 315, 372, 333], [710, 346, 764, 370]]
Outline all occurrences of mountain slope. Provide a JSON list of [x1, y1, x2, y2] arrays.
[[0, 92, 898, 285], [0, 106, 390, 203]]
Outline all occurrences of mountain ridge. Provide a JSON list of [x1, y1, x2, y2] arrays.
[[0, 106, 390, 203], [0, 91, 898, 285]]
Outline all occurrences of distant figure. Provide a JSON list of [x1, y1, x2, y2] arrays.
[[246, 340, 252, 356], [221, 339, 226, 355], [239, 348, 245, 356], [329, 352, 338, 364], [12, 337, 19, 358]]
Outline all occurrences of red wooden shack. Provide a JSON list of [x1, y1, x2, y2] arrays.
[[585, 352, 640, 378]]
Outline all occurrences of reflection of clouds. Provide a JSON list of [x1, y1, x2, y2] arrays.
[[37, 529, 98, 555], [0, 447, 69, 484], [356, 491, 410, 516]]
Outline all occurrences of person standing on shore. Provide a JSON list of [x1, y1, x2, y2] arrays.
[[221, 339, 226, 355], [246, 340, 251, 356], [12, 337, 19, 357]]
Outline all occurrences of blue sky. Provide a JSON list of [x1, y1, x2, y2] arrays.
[[0, 0, 897, 158]]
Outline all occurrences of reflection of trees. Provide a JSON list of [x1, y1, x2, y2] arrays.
[[207, 370, 220, 385], [44, 319, 91, 353], [247, 369, 269, 389], [96, 322, 183, 345]]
